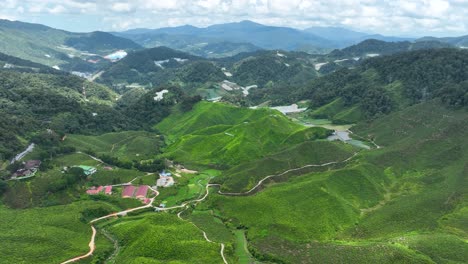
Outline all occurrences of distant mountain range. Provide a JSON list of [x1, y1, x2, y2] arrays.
[[115, 20, 415, 55], [0, 19, 141, 68], [416, 35, 468, 47], [0, 18, 466, 73]]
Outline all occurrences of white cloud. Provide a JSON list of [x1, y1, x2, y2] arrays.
[[1, 0, 467, 36], [111, 2, 134, 13]]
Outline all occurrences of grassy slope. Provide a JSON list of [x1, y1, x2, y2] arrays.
[[156, 102, 332, 167], [102, 213, 222, 264], [218, 141, 355, 192], [0, 201, 114, 264], [64, 131, 162, 161], [309, 97, 365, 124]]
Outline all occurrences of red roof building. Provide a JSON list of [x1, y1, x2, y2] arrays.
[[135, 185, 149, 199], [104, 186, 112, 195], [122, 185, 135, 198], [86, 186, 103, 195]]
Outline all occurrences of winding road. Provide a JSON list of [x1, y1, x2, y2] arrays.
[[215, 152, 359, 196], [61, 152, 358, 263]]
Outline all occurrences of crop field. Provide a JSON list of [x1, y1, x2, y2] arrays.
[[157, 170, 218, 206], [53, 152, 101, 167], [218, 140, 356, 192], [0, 201, 114, 264], [101, 213, 222, 264], [188, 210, 233, 243], [235, 230, 257, 264], [90, 167, 148, 186], [64, 131, 162, 161], [157, 101, 336, 169]]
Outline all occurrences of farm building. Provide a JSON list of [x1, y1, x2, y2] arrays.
[[12, 169, 36, 179], [86, 186, 103, 195], [157, 177, 175, 187], [135, 185, 149, 199], [159, 170, 172, 177], [122, 185, 136, 198], [104, 186, 113, 195], [24, 160, 41, 170], [76, 165, 97, 176]]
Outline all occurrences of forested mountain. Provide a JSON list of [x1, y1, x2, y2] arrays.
[[0, 55, 199, 160], [303, 27, 412, 48], [113, 31, 263, 58], [328, 39, 454, 59], [0, 52, 57, 72], [0, 19, 141, 68], [417, 35, 468, 47], [97, 46, 322, 100], [249, 48, 468, 121]]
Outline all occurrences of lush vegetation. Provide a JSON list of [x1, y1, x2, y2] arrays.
[[1, 26, 468, 264], [248, 48, 468, 123], [0, 201, 114, 264], [328, 39, 453, 59], [205, 101, 468, 263], [101, 213, 223, 263], [157, 102, 333, 168]]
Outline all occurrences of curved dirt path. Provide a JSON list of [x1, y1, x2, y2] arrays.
[[176, 204, 228, 264], [61, 226, 96, 264], [61, 197, 156, 263]]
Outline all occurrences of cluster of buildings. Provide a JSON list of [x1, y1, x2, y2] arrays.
[[157, 170, 175, 187], [86, 185, 112, 195], [85, 170, 177, 204], [11, 160, 41, 180], [122, 185, 151, 204]]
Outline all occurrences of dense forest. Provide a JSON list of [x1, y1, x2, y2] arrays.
[[0, 69, 198, 160], [248, 48, 468, 119], [327, 39, 453, 59]]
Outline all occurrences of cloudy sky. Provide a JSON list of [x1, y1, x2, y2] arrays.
[[0, 0, 466, 37]]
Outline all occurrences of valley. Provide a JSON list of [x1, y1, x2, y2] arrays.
[[0, 17, 467, 264]]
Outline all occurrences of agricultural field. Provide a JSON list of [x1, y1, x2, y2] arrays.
[[64, 131, 163, 162], [100, 213, 224, 264], [157, 102, 334, 167], [188, 210, 234, 243], [0, 201, 114, 264], [2, 100, 466, 263], [156, 169, 220, 207], [201, 101, 468, 263]]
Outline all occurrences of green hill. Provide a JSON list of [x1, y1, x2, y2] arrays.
[[328, 39, 453, 59], [102, 213, 223, 263], [231, 51, 318, 87], [97, 47, 225, 89], [64, 131, 162, 162], [0, 201, 115, 264], [205, 101, 468, 263], [0, 68, 186, 160], [156, 102, 333, 168]]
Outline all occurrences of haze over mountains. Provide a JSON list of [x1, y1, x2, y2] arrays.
[[0, 13, 468, 264], [115, 20, 415, 54], [1, 18, 466, 69]]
